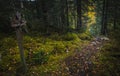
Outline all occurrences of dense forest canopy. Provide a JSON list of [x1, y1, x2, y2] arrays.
[[0, 0, 120, 76], [0, 0, 119, 35], [0, 0, 119, 34]]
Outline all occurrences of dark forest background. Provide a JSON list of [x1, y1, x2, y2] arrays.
[[0, 0, 120, 76]]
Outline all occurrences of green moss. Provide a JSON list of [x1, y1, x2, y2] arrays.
[[51, 43, 66, 54], [32, 50, 49, 65], [78, 33, 92, 40], [62, 33, 79, 41], [92, 39, 120, 76], [0, 32, 91, 76]]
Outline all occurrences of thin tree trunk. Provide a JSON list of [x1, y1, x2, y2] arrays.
[[16, 28, 27, 73], [60, 0, 66, 29], [35, 0, 41, 18], [41, 0, 49, 33], [65, 0, 69, 27], [113, 2, 117, 29], [101, 0, 108, 35], [76, 0, 82, 29]]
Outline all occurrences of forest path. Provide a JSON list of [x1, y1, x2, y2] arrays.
[[63, 37, 109, 76]]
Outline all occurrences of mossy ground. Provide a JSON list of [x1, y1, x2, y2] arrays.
[[91, 31, 120, 76], [0, 32, 91, 76]]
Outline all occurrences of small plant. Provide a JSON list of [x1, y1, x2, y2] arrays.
[[51, 43, 66, 55], [32, 50, 49, 65], [49, 33, 62, 41]]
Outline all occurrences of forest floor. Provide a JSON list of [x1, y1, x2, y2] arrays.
[[64, 37, 105, 76], [51, 37, 111, 76], [0, 33, 120, 76]]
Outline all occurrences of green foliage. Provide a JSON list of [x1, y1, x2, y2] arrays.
[[0, 37, 20, 74], [32, 50, 49, 65], [0, 32, 90, 76], [62, 33, 78, 41], [49, 33, 62, 41], [101, 43, 113, 51], [78, 33, 92, 40], [110, 30, 120, 43], [93, 32, 120, 76], [89, 24, 101, 36], [0, 37, 16, 50], [51, 43, 66, 54]]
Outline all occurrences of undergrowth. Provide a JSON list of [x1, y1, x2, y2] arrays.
[[0, 32, 92, 76], [92, 31, 120, 76]]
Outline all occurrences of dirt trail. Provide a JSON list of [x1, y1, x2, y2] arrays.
[[64, 37, 109, 76]]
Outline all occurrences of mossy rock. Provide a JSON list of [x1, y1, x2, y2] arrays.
[[78, 33, 92, 40], [62, 33, 78, 41]]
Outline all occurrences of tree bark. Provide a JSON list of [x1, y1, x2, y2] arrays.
[[65, 0, 69, 27], [113, 2, 117, 29], [60, 0, 66, 28], [101, 0, 108, 35], [76, 0, 82, 29], [16, 28, 27, 73]]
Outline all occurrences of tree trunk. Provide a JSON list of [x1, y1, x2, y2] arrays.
[[101, 0, 108, 35], [41, 0, 49, 33], [65, 0, 69, 27], [16, 28, 27, 73], [113, 2, 117, 29], [76, 0, 82, 30], [60, 0, 66, 29]]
